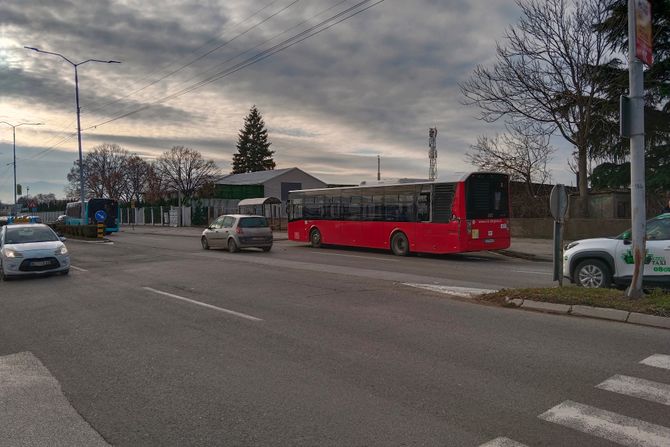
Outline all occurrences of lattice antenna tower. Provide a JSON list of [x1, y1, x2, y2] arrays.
[[428, 127, 438, 181]]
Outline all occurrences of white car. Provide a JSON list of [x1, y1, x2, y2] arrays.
[[0, 223, 70, 280], [563, 213, 670, 288]]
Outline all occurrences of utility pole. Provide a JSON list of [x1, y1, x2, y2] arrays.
[[0, 121, 43, 214], [377, 155, 381, 181], [625, 0, 651, 299], [428, 128, 437, 181], [25, 46, 121, 223]]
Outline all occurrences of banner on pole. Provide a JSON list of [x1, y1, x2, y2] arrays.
[[635, 0, 653, 65]]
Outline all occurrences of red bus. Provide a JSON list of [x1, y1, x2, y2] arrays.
[[287, 172, 510, 255]]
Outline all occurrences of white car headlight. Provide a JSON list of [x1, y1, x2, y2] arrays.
[[4, 248, 23, 258], [55, 245, 68, 255], [565, 241, 580, 251]]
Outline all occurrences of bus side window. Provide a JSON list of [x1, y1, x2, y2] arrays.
[[418, 192, 431, 221]]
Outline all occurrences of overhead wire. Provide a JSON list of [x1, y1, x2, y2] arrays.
[[83, 0, 384, 132], [27, 0, 288, 158]]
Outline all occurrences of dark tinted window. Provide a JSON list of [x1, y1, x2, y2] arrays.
[[239, 217, 269, 228], [5, 226, 58, 244], [465, 174, 509, 219]]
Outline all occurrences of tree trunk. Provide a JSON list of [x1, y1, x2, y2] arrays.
[[578, 144, 589, 217]]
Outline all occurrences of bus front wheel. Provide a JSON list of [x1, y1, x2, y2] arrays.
[[391, 232, 409, 256], [310, 228, 322, 248]]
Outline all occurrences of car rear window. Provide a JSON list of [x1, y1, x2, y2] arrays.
[[5, 226, 58, 244], [239, 217, 269, 228]]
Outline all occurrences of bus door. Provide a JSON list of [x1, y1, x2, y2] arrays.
[[465, 173, 510, 249]]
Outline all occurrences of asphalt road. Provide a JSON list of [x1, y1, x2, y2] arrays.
[[0, 232, 668, 446]]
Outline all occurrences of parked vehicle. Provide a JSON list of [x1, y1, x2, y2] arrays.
[[288, 172, 510, 256], [65, 198, 120, 234], [201, 215, 273, 252], [563, 213, 670, 289], [0, 223, 70, 280]]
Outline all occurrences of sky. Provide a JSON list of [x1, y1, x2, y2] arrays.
[[0, 0, 577, 203]]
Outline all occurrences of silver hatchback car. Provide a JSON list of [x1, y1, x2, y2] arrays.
[[201, 214, 273, 252]]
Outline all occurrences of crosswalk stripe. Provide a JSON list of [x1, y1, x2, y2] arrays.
[[640, 354, 670, 371], [538, 400, 670, 447], [479, 437, 528, 447], [597, 375, 670, 406]]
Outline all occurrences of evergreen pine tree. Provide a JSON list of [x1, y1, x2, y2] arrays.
[[231, 106, 275, 173]]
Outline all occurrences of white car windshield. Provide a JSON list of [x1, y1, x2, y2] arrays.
[[5, 227, 59, 244]]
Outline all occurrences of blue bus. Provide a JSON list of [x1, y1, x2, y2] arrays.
[[65, 198, 120, 233]]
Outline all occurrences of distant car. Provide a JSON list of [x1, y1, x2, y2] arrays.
[[10, 215, 42, 224], [0, 223, 70, 280], [201, 214, 273, 252], [563, 213, 670, 289], [0, 216, 8, 227]]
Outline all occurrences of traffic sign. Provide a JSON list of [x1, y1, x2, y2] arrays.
[[549, 184, 569, 222], [95, 210, 107, 222]]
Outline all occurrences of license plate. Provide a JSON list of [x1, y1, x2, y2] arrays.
[[31, 260, 51, 266]]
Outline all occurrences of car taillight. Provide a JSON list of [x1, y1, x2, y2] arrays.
[[236, 227, 243, 234]]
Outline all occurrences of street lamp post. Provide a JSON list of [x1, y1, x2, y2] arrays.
[[24, 46, 120, 223], [0, 121, 43, 214]]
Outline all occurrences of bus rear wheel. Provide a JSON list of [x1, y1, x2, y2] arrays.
[[310, 228, 322, 248], [391, 232, 409, 256]]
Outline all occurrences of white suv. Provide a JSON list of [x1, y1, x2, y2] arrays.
[[563, 213, 670, 288]]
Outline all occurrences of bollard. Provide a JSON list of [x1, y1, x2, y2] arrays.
[[97, 222, 104, 239]]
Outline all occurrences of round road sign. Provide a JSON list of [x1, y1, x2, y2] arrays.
[[95, 210, 107, 222]]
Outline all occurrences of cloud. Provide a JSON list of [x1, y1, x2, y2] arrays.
[[1, 0, 572, 204]]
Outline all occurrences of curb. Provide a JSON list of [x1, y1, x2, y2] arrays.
[[504, 298, 670, 330], [493, 249, 552, 263], [120, 231, 290, 241]]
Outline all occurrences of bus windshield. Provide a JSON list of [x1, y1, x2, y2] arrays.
[[465, 173, 509, 219]]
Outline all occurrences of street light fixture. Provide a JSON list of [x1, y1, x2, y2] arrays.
[[0, 121, 43, 214], [24, 46, 121, 223]]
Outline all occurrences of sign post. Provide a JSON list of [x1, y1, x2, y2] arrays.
[[94, 210, 107, 239], [550, 184, 569, 286]]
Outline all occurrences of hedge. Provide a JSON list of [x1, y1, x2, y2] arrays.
[[49, 223, 100, 239]]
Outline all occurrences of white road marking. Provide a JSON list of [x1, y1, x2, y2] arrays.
[[512, 270, 552, 275], [597, 375, 670, 406], [479, 437, 528, 447], [538, 400, 670, 447], [403, 283, 497, 297], [314, 251, 399, 262], [142, 287, 263, 322], [70, 265, 88, 272], [640, 354, 670, 371]]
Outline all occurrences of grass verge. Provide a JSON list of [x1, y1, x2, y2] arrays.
[[480, 287, 670, 317]]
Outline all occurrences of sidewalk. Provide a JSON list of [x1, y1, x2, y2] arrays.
[[120, 225, 552, 260], [119, 225, 289, 240]]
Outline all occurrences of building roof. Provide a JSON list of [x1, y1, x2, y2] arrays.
[[216, 168, 295, 185], [216, 167, 326, 186]]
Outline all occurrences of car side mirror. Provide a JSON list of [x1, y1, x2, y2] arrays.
[[60, 236, 67, 242], [621, 230, 631, 244]]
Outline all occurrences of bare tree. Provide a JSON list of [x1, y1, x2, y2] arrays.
[[144, 163, 168, 204], [122, 155, 150, 204], [156, 146, 219, 203], [67, 143, 129, 200], [466, 126, 555, 198], [460, 0, 613, 215]]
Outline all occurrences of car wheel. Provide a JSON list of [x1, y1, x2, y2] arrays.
[[228, 238, 239, 253], [0, 265, 12, 281], [262, 246, 272, 252], [575, 259, 611, 288], [391, 232, 410, 256], [201, 236, 210, 250], [61, 269, 70, 276], [310, 228, 322, 248]]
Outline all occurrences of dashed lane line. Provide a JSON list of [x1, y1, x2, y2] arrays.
[[142, 287, 263, 322], [538, 400, 670, 447], [640, 354, 670, 371]]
